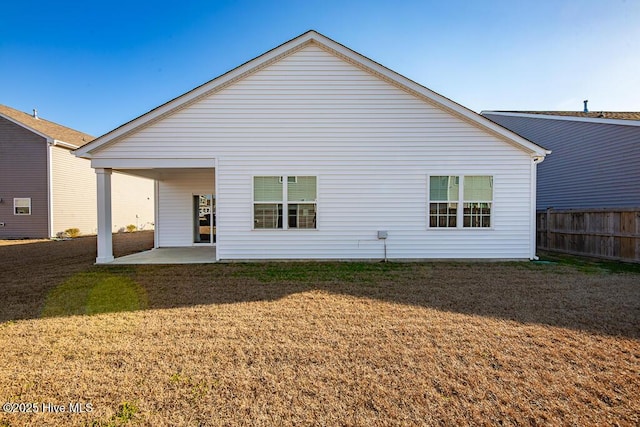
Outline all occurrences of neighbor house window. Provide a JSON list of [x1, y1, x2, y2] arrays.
[[14, 198, 31, 215], [254, 176, 317, 229], [429, 176, 492, 228]]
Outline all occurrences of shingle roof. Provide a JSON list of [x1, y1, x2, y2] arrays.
[[494, 111, 640, 121], [0, 104, 94, 147]]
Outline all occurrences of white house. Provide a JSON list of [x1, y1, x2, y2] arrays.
[[75, 30, 549, 263]]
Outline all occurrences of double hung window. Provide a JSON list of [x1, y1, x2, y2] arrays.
[[429, 176, 493, 228], [254, 176, 317, 229]]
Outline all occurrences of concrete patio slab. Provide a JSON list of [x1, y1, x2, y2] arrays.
[[109, 247, 216, 264]]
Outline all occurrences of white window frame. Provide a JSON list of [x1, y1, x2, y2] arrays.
[[14, 198, 31, 215], [253, 175, 317, 230], [253, 176, 284, 230], [428, 175, 493, 229]]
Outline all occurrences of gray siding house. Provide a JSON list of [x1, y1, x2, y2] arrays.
[[481, 111, 640, 209], [0, 104, 155, 239]]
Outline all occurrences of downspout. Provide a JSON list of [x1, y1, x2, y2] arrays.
[[530, 155, 546, 260]]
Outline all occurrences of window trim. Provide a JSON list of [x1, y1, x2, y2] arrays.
[[252, 175, 318, 230], [14, 198, 32, 215], [427, 175, 493, 230], [253, 176, 284, 230]]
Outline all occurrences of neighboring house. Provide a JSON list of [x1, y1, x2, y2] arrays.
[[0, 104, 154, 239], [75, 30, 549, 263], [481, 111, 640, 209]]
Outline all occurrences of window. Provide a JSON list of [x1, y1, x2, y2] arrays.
[[14, 198, 31, 215], [287, 176, 317, 229], [254, 176, 317, 229], [253, 176, 283, 229], [429, 176, 458, 227], [463, 176, 493, 228], [429, 176, 492, 228]]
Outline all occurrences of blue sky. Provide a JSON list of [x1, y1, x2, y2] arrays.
[[1, 0, 638, 137]]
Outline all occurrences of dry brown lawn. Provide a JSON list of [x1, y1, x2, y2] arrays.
[[0, 232, 638, 426]]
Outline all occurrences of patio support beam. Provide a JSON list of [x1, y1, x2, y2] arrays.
[[96, 168, 114, 263]]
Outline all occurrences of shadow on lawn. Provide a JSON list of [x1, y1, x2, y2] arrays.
[[122, 261, 639, 339], [1, 234, 638, 339]]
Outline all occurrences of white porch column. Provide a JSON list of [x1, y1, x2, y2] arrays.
[[96, 168, 114, 263]]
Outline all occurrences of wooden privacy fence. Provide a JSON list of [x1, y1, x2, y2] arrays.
[[537, 208, 640, 263]]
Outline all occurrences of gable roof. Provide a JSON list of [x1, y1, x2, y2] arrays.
[[0, 104, 94, 148], [75, 30, 549, 158], [482, 110, 640, 127]]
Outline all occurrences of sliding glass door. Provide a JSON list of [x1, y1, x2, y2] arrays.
[[193, 194, 215, 244]]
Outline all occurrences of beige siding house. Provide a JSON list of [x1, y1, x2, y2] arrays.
[[75, 31, 549, 263], [0, 104, 154, 239]]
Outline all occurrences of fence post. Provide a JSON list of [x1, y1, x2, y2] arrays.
[[546, 207, 553, 250]]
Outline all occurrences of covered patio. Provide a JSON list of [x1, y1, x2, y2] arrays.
[[109, 246, 217, 264], [87, 161, 217, 264]]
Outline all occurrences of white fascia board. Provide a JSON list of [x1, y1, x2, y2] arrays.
[[51, 139, 79, 149], [91, 158, 216, 169], [481, 111, 640, 127]]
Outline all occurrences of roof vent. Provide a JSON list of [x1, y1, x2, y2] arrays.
[[583, 100, 588, 113], [33, 108, 38, 119]]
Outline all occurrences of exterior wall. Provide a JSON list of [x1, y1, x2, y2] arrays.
[[483, 113, 640, 209], [51, 146, 154, 236], [93, 44, 535, 259], [0, 117, 49, 238], [157, 169, 215, 247], [51, 145, 97, 235], [111, 173, 155, 233]]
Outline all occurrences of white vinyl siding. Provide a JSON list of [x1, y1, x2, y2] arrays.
[[157, 169, 214, 247], [51, 146, 155, 236], [92, 44, 534, 259], [51, 145, 97, 235]]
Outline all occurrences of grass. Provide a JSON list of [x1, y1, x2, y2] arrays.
[[42, 271, 147, 317], [0, 233, 638, 426], [538, 250, 640, 274]]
